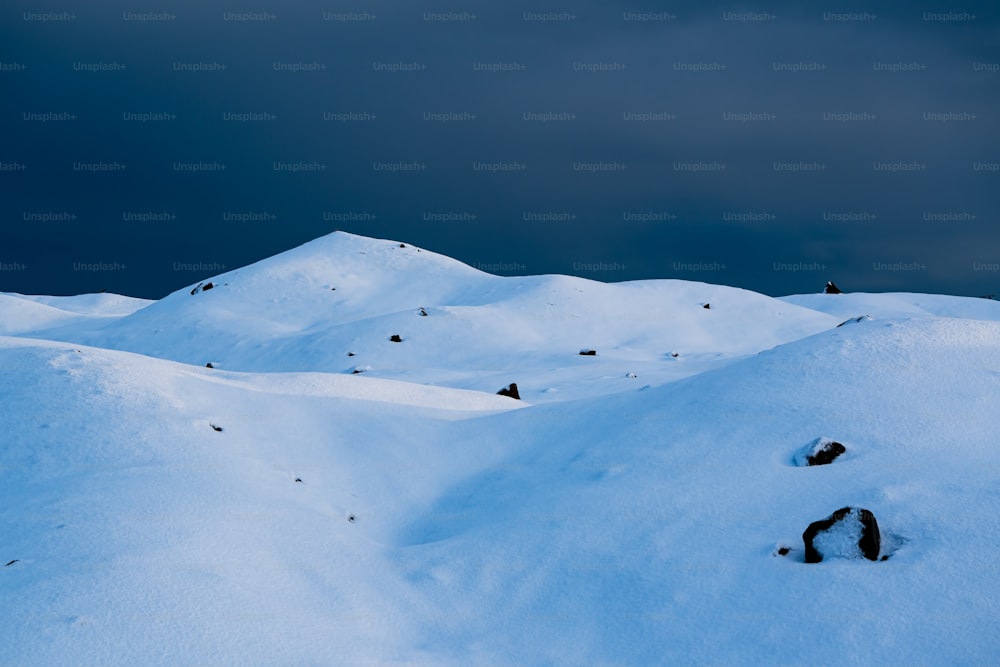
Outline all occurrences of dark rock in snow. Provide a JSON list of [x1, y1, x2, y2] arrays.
[[210, 424, 223, 432], [348, 514, 357, 523], [419, 308, 428, 317], [836, 315, 871, 327], [497, 383, 521, 400], [670, 352, 679, 358], [4, 559, 18, 567], [579, 349, 597, 356], [190, 281, 215, 295], [703, 303, 711, 309], [399, 243, 406, 248], [347, 352, 355, 357], [803, 507, 880, 563], [295, 478, 302, 483], [202, 282, 214, 291], [390, 334, 403, 342], [794, 437, 846, 466], [824, 281, 842, 294], [205, 362, 214, 369]]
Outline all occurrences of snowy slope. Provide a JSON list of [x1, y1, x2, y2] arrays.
[[30, 232, 838, 403], [3, 233, 1000, 665], [781, 290, 1000, 322], [0, 292, 150, 336], [385, 315, 1000, 665], [4, 313, 1000, 665], [0, 337, 522, 666]]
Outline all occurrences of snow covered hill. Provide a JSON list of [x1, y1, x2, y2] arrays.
[[8, 232, 838, 403], [781, 290, 1000, 322], [2, 232, 1000, 665], [0, 292, 150, 337]]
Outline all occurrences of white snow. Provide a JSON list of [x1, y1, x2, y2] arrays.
[[0, 292, 151, 336], [2, 231, 1000, 665], [810, 510, 866, 561], [21, 232, 839, 404]]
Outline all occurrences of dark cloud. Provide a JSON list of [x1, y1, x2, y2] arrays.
[[1, 0, 997, 297]]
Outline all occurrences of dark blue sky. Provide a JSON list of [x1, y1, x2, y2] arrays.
[[2, 1, 998, 298]]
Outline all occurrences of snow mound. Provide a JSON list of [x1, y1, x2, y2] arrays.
[[0, 292, 151, 336], [782, 291, 1000, 321], [18, 232, 838, 403]]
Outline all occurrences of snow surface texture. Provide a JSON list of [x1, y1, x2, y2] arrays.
[[2, 231, 1000, 665]]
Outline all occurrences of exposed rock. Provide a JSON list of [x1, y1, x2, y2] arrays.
[[210, 424, 223, 432], [579, 349, 597, 356], [803, 507, 880, 563], [390, 334, 403, 342], [670, 352, 679, 358], [824, 281, 842, 294], [703, 303, 711, 309], [497, 383, 521, 400], [419, 308, 428, 317], [205, 362, 214, 369], [836, 315, 872, 327], [202, 282, 214, 291], [793, 437, 847, 466]]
